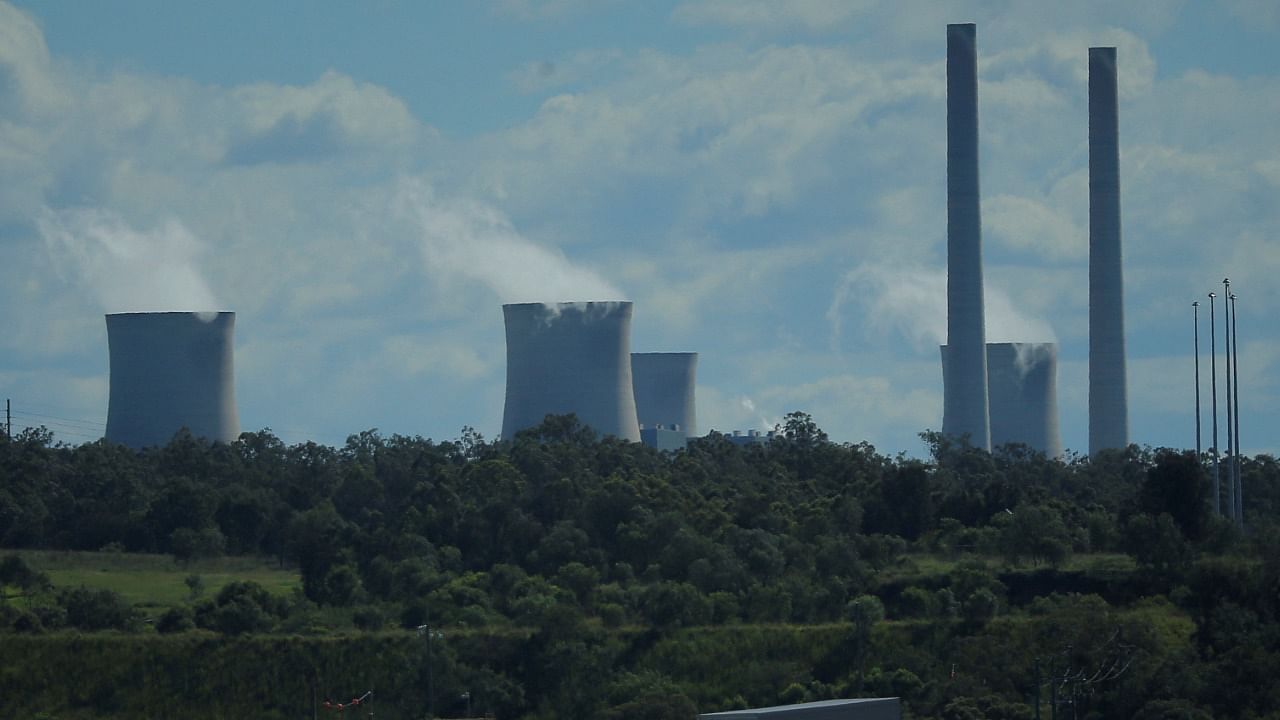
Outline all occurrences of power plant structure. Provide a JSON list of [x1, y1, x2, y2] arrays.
[[942, 343, 1061, 456], [1088, 46, 1129, 455], [104, 311, 240, 449], [941, 22, 992, 451], [631, 352, 698, 438], [500, 302, 641, 442]]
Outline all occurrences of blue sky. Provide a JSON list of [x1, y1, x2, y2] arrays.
[[2, 0, 1277, 457]]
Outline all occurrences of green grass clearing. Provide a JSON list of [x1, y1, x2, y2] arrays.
[[6, 549, 300, 611]]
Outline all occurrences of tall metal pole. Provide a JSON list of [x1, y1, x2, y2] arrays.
[[1209, 293, 1220, 515], [1192, 302, 1201, 456], [1222, 280, 1235, 520], [1231, 292, 1243, 527]]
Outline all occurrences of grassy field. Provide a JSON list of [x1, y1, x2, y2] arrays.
[[882, 551, 1137, 581], [5, 549, 301, 611]]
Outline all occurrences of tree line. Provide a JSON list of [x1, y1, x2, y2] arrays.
[[2, 413, 1279, 718]]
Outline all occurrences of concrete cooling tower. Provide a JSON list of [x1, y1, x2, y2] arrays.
[[1088, 46, 1129, 455], [501, 302, 641, 442], [631, 352, 698, 437], [105, 311, 240, 449], [942, 343, 1061, 457], [942, 22, 992, 451]]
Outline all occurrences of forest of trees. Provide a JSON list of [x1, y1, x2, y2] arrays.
[[2, 413, 1279, 719]]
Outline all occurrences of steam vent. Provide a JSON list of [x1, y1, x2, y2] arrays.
[[1088, 46, 1129, 455], [942, 22, 992, 451], [104, 311, 240, 448], [632, 352, 698, 438], [501, 302, 641, 442]]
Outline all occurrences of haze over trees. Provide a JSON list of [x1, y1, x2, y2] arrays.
[[2, 414, 1279, 719]]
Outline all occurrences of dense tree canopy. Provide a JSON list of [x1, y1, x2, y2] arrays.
[[2, 414, 1279, 718]]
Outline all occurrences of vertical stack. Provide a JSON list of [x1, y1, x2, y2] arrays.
[[1088, 47, 1129, 456], [942, 22, 992, 451]]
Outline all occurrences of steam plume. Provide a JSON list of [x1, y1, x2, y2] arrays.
[[394, 180, 624, 305], [827, 262, 1055, 351], [37, 207, 220, 312]]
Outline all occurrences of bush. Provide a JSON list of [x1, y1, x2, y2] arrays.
[[59, 586, 138, 631], [352, 605, 386, 631], [157, 606, 195, 634]]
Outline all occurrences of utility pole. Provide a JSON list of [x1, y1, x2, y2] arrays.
[[5, 398, 10, 438]]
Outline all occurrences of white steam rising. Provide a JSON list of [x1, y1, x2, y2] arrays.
[[394, 180, 624, 305], [37, 208, 220, 312], [827, 262, 1055, 352]]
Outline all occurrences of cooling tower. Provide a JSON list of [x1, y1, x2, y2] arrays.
[[631, 352, 698, 438], [104, 311, 240, 449], [942, 22, 991, 451], [1088, 47, 1129, 455], [942, 343, 1061, 457], [501, 302, 641, 442]]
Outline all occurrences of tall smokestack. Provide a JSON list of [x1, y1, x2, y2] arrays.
[[631, 352, 698, 437], [943, 22, 991, 450], [1088, 47, 1129, 455], [501, 302, 641, 442], [105, 311, 240, 448]]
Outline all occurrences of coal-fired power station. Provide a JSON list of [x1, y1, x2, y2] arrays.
[[942, 22, 992, 451], [104, 312, 240, 449], [631, 352, 698, 438], [501, 302, 641, 442], [1088, 47, 1129, 455]]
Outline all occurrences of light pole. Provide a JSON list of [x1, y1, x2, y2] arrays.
[[1192, 301, 1201, 456], [417, 624, 444, 718], [1209, 292, 1220, 515], [1231, 292, 1243, 527], [1223, 280, 1235, 520]]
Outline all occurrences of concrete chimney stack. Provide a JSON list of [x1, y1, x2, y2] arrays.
[[631, 352, 698, 438], [104, 311, 240, 448], [942, 22, 991, 450], [1088, 47, 1129, 455], [501, 302, 641, 442]]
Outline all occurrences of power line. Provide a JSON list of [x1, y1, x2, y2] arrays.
[[11, 409, 105, 427]]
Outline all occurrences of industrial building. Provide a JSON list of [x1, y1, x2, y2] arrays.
[[639, 424, 687, 452], [500, 302, 641, 442], [104, 311, 240, 449]]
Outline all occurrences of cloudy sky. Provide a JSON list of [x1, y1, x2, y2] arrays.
[[2, 0, 1277, 457]]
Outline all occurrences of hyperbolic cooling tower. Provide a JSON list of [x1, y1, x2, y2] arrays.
[[501, 302, 641, 442], [987, 343, 1062, 457], [104, 311, 240, 449], [942, 343, 1061, 456], [631, 352, 698, 437], [942, 22, 992, 451], [1088, 47, 1129, 455]]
